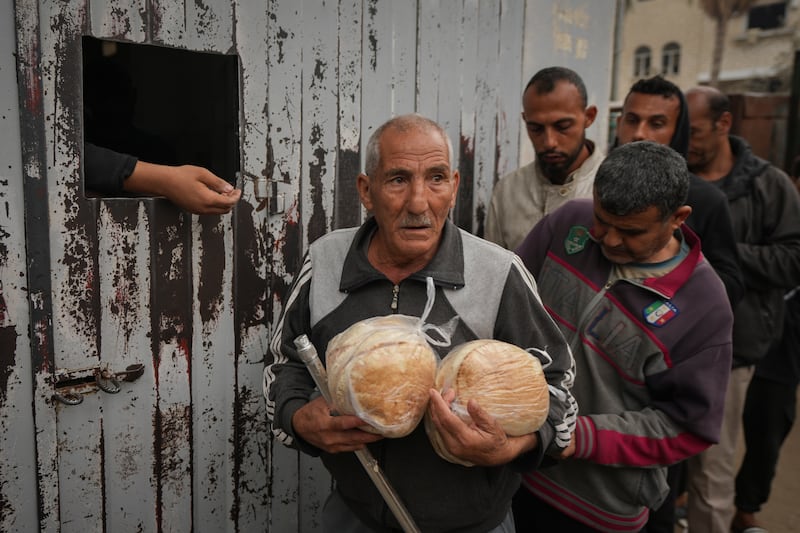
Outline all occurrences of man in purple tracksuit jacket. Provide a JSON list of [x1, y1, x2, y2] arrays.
[[512, 141, 733, 532]]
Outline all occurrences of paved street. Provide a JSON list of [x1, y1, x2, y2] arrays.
[[675, 394, 800, 532], [750, 393, 800, 532]]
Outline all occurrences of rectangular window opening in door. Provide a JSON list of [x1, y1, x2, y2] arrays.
[[81, 36, 241, 200]]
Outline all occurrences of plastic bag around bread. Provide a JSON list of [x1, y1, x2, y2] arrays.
[[326, 314, 439, 438], [425, 339, 550, 466]]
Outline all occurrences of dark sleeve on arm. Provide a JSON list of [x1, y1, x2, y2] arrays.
[[737, 169, 800, 290], [84, 142, 138, 194], [686, 179, 745, 307]]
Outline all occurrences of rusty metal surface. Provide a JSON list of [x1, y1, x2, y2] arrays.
[[300, 0, 338, 246], [230, 3, 272, 531], [335, 0, 364, 230], [264, 2, 306, 530], [150, 206, 193, 533], [89, 0, 146, 42], [1, 1, 39, 530], [455, 0, 480, 232], [98, 200, 156, 533], [14, 0, 62, 530], [7, 1, 616, 532], [193, 213, 237, 532]]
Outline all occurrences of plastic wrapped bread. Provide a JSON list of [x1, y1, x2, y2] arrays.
[[326, 315, 438, 438], [426, 339, 550, 466]]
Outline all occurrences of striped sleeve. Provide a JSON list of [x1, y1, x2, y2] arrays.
[[263, 252, 315, 448], [499, 256, 578, 454]]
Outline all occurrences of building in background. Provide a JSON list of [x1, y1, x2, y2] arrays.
[[610, 0, 799, 168], [614, 0, 799, 97]]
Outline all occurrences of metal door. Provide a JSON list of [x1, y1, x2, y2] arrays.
[[1, 1, 616, 531]]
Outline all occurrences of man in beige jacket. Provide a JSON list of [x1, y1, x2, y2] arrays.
[[484, 66, 602, 250]]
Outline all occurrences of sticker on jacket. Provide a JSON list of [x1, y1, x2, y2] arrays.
[[644, 300, 678, 327], [565, 225, 590, 255]]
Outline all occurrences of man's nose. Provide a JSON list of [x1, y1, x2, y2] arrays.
[[543, 128, 558, 150], [407, 177, 428, 212], [601, 227, 623, 247], [633, 122, 648, 142]]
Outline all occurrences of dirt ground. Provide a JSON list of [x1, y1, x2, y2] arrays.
[[675, 393, 800, 532]]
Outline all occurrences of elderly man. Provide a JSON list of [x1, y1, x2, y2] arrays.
[[485, 66, 602, 250], [512, 141, 733, 532], [264, 114, 576, 533]]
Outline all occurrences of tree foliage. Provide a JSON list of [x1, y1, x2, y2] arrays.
[[698, 0, 758, 87]]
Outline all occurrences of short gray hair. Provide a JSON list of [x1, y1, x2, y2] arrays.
[[363, 114, 453, 178], [594, 141, 689, 221]]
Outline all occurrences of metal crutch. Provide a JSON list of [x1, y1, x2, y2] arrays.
[[293, 334, 421, 533]]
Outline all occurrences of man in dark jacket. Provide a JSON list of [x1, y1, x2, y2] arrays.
[[732, 286, 800, 533], [613, 75, 745, 533], [684, 85, 800, 533]]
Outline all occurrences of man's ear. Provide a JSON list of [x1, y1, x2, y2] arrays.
[[356, 173, 373, 211], [672, 205, 692, 228], [716, 111, 733, 135], [584, 105, 598, 128], [450, 170, 461, 209]]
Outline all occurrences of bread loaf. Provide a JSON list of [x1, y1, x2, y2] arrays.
[[326, 315, 438, 438], [426, 339, 550, 465]]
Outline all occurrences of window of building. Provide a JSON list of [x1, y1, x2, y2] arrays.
[[81, 37, 241, 196], [634, 46, 651, 77], [662, 42, 680, 75], [747, 2, 787, 30]]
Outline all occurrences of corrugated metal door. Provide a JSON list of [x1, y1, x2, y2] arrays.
[[1, 1, 616, 531]]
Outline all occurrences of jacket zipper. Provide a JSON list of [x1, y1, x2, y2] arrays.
[[570, 276, 669, 351], [570, 281, 613, 350], [383, 284, 399, 527]]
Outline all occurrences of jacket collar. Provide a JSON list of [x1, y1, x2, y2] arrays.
[[719, 135, 769, 201], [339, 217, 466, 292], [640, 224, 703, 298]]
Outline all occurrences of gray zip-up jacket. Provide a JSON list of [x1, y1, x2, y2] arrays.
[[264, 217, 577, 533]]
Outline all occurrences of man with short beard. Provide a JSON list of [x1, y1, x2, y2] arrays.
[[684, 86, 800, 533], [485, 66, 602, 250]]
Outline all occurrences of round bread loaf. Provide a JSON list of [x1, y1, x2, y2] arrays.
[[425, 339, 550, 465], [326, 315, 438, 438]]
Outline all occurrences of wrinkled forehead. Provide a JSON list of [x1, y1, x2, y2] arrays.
[[377, 126, 452, 168]]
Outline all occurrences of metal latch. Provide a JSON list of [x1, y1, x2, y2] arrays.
[[239, 170, 285, 214], [51, 363, 145, 406]]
